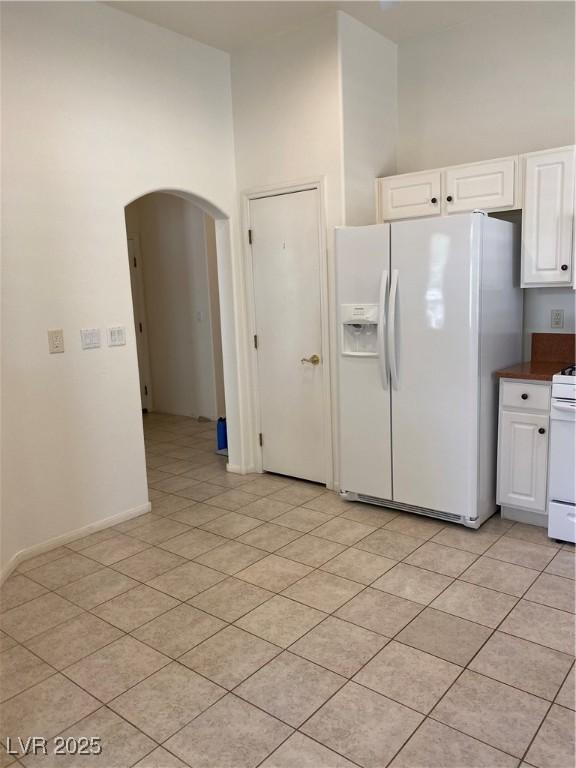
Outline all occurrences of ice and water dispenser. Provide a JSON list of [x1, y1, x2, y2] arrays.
[[341, 304, 379, 357]]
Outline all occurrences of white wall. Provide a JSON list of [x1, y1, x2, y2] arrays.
[[231, 13, 343, 482], [397, 1, 576, 344], [1, 2, 241, 571], [523, 288, 576, 359], [397, 2, 575, 172], [231, 12, 398, 483], [232, 13, 343, 229], [125, 194, 223, 420], [338, 13, 397, 226], [232, 11, 397, 227], [205, 215, 227, 418]]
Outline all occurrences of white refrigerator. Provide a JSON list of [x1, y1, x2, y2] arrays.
[[336, 212, 522, 528]]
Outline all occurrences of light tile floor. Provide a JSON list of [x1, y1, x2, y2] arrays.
[[1, 413, 575, 768]]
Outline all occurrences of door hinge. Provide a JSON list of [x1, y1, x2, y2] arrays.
[[144, 385, 148, 396], [139, 322, 143, 333], [253, 334, 258, 349], [133, 256, 137, 268], [258, 433, 263, 447], [248, 229, 253, 245]]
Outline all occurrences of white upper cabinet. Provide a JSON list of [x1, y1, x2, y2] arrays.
[[378, 157, 517, 221], [521, 146, 575, 287], [443, 158, 516, 214], [377, 145, 575, 288], [378, 171, 441, 221]]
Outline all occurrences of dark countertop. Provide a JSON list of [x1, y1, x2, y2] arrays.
[[496, 332, 575, 382], [495, 360, 568, 381]]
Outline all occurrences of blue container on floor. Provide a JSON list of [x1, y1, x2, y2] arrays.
[[217, 417, 228, 451]]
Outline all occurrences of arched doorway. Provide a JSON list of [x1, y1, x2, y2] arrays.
[[122, 189, 245, 493]]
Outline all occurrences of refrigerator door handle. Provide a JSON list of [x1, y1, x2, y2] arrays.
[[388, 269, 399, 390], [377, 269, 389, 390]]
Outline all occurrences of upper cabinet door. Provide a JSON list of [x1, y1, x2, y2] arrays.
[[378, 171, 441, 221], [522, 146, 575, 287], [443, 158, 516, 214]]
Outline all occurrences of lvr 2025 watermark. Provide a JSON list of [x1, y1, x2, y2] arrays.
[[6, 736, 102, 756]]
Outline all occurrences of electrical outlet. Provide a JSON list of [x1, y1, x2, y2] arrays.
[[551, 309, 565, 329], [47, 329, 64, 354]]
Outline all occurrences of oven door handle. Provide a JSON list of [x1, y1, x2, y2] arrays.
[[552, 402, 576, 413]]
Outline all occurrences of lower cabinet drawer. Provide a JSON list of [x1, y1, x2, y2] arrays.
[[501, 381, 551, 412]]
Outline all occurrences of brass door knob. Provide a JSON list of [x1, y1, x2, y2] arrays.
[[301, 354, 320, 365]]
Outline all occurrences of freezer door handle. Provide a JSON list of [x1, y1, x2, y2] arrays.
[[388, 269, 399, 390], [377, 269, 389, 390]]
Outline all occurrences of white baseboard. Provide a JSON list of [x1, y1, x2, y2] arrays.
[[226, 463, 258, 476], [0, 501, 151, 585], [501, 505, 547, 528]]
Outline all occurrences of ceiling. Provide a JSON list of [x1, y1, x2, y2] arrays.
[[106, 1, 514, 52]]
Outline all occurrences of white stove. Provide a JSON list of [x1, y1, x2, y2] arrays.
[[548, 364, 576, 543], [552, 363, 576, 389]]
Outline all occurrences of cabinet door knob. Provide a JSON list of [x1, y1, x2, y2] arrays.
[[431, 197, 438, 204], [446, 195, 453, 202], [538, 427, 546, 434], [521, 393, 529, 400], [561, 264, 568, 271]]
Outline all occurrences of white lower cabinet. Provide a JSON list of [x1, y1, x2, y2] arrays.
[[497, 380, 551, 525]]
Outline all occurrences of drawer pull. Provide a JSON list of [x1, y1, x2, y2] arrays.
[[538, 427, 546, 435], [521, 393, 529, 400]]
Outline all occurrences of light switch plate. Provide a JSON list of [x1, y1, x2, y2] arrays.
[[80, 328, 101, 350], [48, 329, 64, 354], [107, 326, 126, 346]]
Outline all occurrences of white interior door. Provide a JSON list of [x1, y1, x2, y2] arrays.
[[250, 189, 325, 483], [127, 236, 152, 410]]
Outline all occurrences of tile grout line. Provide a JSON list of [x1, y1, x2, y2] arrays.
[[30, 525, 570, 722], [413, 558, 569, 762], [2, 420, 574, 768], [267, 518, 572, 760], [516, 663, 576, 766], [4, 499, 573, 676], [4, 527, 573, 663], [142, 420, 575, 764], [180, 536, 567, 763]]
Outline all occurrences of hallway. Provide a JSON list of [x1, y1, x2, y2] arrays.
[[0, 414, 574, 768]]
